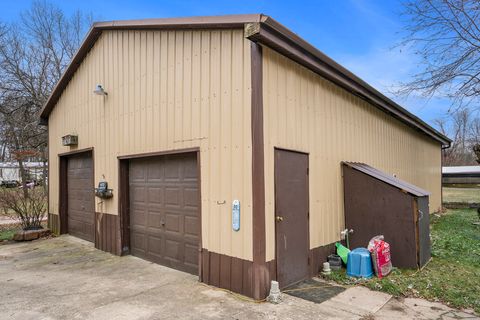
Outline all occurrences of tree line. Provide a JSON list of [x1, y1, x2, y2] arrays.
[[0, 1, 91, 189]]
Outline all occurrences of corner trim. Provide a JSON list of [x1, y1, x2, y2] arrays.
[[250, 42, 268, 300]]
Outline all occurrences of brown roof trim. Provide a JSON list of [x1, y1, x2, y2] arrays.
[[39, 14, 450, 147], [343, 162, 431, 197]]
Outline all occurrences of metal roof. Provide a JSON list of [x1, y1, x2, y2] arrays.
[[343, 162, 430, 197], [38, 14, 451, 147], [442, 166, 480, 175]]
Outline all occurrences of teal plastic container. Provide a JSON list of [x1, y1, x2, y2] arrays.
[[346, 248, 373, 278]]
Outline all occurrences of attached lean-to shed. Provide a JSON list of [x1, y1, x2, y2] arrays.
[[342, 162, 431, 268]]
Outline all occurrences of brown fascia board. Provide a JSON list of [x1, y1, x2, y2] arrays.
[[39, 14, 451, 148], [246, 18, 451, 147]]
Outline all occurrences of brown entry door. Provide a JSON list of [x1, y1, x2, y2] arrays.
[[67, 152, 95, 242], [274, 149, 309, 288], [129, 153, 200, 275]]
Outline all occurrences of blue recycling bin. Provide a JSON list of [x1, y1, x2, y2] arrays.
[[346, 248, 374, 278]]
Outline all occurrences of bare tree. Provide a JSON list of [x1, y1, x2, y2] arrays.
[[398, 0, 480, 109], [0, 1, 91, 190], [435, 108, 479, 165]]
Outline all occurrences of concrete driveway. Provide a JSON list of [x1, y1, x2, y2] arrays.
[[0, 236, 477, 320]]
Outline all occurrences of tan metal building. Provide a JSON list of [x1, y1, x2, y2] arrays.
[[40, 14, 450, 300]]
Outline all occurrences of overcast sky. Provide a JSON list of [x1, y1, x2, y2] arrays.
[[1, 0, 453, 128]]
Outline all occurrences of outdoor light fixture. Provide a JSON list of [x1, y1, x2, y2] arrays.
[[94, 84, 107, 96]]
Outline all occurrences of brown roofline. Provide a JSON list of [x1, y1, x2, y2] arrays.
[[39, 14, 451, 147]]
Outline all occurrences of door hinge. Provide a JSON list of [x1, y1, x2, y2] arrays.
[[306, 168, 309, 175], [308, 256, 311, 265]]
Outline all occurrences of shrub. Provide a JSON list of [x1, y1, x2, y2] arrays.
[[0, 187, 47, 230]]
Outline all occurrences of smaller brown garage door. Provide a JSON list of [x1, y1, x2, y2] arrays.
[[67, 152, 95, 242], [129, 153, 200, 275]]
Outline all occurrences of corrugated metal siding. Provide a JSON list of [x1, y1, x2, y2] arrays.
[[262, 47, 442, 261], [48, 29, 253, 260]]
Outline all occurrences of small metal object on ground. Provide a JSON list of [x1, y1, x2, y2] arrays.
[[267, 280, 282, 304], [322, 262, 331, 275]]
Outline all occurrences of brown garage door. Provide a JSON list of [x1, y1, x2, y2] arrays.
[[67, 152, 95, 242], [129, 153, 200, 275]]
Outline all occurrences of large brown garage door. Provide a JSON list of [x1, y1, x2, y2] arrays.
[[129, 153, 200, 275], [67, 152, 95, 242]]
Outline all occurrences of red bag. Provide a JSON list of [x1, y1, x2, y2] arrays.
[[368, 235, 392, 278]]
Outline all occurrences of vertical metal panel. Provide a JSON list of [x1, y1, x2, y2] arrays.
[[48, 29, 253, 260], [417, 196, 431, 267], [262, 47, 442, 261]]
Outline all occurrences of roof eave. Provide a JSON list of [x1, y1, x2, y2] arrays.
[[245, 19, 451, 147]]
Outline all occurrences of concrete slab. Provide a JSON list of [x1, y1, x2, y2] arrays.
[[0, 236, 477, 320], [375, 297, 479, 320], [319, 285, 391, 317]]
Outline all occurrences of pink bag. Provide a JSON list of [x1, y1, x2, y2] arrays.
[[368, 235, 392, 278]]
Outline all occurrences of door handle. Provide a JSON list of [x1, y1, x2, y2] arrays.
[[276, 216, 284, 222]]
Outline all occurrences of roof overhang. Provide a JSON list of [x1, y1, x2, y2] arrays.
[[39, 14, 451, 148]]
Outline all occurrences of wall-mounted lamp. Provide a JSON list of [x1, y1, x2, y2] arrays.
[[94, 84, 108, 96]]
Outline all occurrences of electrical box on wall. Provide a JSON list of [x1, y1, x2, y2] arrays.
[[62, 134, 78, 146], [232, 200, 240, 231], [95, 181, 113, 199]]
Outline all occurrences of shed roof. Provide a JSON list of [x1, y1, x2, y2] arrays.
[[442, 166, 480, 175], [343, 162, 430, 197], [39, 14, 451, 147]]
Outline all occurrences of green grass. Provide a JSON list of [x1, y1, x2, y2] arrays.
[[443, 187, 480, 203], [0, 228, 16, 241], [324, 209, 480, 313]]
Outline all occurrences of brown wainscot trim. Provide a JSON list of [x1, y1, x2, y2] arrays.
[[48, 213, 60, 235], [201, 249, 253, 298], [309, 242, 337, 277], [95, 212, 121, 256]]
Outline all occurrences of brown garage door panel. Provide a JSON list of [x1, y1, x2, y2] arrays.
[[67, 153, 95, 242], [129, 153, 200, 275]]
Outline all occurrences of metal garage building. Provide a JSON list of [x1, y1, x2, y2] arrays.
[[40, 14, 450, 300]]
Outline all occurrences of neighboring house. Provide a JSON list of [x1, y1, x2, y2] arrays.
[[39, 15, 451, 300], [0, 162, 46, 183], [442, 166, 480, 185]]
